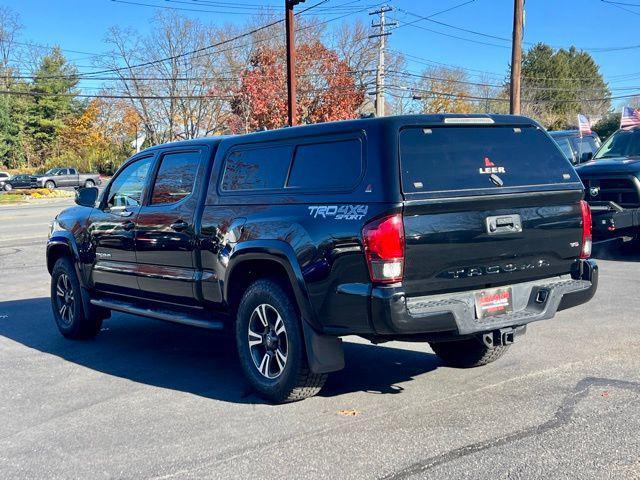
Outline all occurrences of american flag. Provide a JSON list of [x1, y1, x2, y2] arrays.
[[620, 106, 640, 129], [577, 114, 591, 135]]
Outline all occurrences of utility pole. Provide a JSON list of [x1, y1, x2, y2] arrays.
[[509, 0, 524, 114], [369, 6, 395, 118], [285, 0, 304, 126]]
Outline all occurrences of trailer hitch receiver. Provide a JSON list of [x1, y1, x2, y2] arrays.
[[482, 326, 526, 347]]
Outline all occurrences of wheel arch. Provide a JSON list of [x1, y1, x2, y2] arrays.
[[225, 240, 344, 374], [225, 240, 317, 328], [47, 234, 84, 287], [47, 240, 76, 273]]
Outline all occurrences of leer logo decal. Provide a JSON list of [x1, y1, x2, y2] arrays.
[[478, 157, 506, 175], [308, 205, 368, 220]]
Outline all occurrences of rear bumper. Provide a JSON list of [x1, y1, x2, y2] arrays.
[[590, 202, 640, 240], [370, 259, 598, 336]]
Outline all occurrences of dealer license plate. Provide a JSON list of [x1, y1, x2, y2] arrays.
[[474, 287, 513, 320]]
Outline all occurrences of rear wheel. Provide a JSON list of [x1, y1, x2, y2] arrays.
[[45, 180, 55, 189], [236, 279, 327, 403], [429, 336, 510, 368], [51, 257, 105, 339]]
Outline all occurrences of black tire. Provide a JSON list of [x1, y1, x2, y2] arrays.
[[51, 257, 104, 339], [236, 279, 327, 403], [429, 336, 510, 368], [45, 180, 55, 189], [3, 183, 12, 192], [84, 179, 95, 188]]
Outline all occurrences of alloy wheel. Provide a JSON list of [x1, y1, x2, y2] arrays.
[[248, 304, 288, 379], [56, 273, 75, 326]]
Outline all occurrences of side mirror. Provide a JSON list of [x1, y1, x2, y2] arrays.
[[581, 152, 593, 162], [75, 187, 98, 207]]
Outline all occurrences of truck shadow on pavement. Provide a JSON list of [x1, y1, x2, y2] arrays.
[[0, 297, 441, 404]]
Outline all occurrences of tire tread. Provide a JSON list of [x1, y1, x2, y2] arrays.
[[51, 257, 103, 340], [237, 279, 327, 403]]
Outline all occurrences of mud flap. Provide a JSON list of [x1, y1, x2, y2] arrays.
[[301, 321, 345, 374]]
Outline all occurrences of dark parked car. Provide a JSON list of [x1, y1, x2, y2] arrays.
[[576, 126, 640, 241], [47, 114, 598, 403], [1, 173, 38, 191], [33, 168, 101, 189], [549, 130, 601, 165]]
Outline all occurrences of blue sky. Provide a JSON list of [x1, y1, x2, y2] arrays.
[[3, 0, 639, 102]]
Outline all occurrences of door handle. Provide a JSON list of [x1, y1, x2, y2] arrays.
[[122, 221, 135, 231], [171, 220, 189, 232], [486, 214, 523, 235]]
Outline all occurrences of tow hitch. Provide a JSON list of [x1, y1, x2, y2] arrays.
[[482, 326, 527, 347]]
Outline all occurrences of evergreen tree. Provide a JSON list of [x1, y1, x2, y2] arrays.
[[520, 43, 610, 129], [25, 47, 79, 165]]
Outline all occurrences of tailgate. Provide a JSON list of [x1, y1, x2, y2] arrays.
[[402, 192, 584, 296], [399, 123, 585, 297]]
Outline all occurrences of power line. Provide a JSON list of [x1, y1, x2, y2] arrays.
[[77, 0, 331, 78], [395, 5, 640, 53], [0, 84, 368, 100], [111, 0, 289, 15], [390, 15, 510, 49], [388, 83, 635, 104], [6, 69, 377, 83], [390, 48, 640, 84], [161, 0, 366, 13], [12, 0, 381, 82]]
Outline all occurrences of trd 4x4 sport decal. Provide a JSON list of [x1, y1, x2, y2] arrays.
[[478, 157, 506, 175], [308, 205, 368, 220]]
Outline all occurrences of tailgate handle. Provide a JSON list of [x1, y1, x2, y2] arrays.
[[486, 214, 523, 235]]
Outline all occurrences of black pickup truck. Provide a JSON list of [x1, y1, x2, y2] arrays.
[[47, 114, 598, 403], [576, 126, 640, 241]]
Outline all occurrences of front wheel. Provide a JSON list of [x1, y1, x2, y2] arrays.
[[429, 336, 510, 368], [51, 257, 104, 339], [3, 183, 12, 192], [44, 180, 55, 189], [236, 279, 327, 403]]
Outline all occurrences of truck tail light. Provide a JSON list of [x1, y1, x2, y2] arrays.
[[362, 213, 405, 284], [580, 200, 592, 259]]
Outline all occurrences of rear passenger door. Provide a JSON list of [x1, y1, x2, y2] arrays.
[[134, 147, 210, 306]]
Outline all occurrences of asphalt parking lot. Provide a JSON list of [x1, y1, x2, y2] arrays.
[[1, 199, 639, 479]]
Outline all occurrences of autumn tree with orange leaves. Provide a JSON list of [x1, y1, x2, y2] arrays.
[[49, 99, 141, 174], [231, 41, 365, 133]]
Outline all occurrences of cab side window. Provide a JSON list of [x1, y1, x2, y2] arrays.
[[106, 157, 153, 209], [221, 145, 292, 192], [287, 139, 362, 190], [150, 151, 201, 205]]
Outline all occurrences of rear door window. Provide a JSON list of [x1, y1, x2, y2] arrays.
[[400, 125, 579, 194], [287, 139, 362, 190], [221, 145, 293, 192], [151, 151, 201, 205]]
